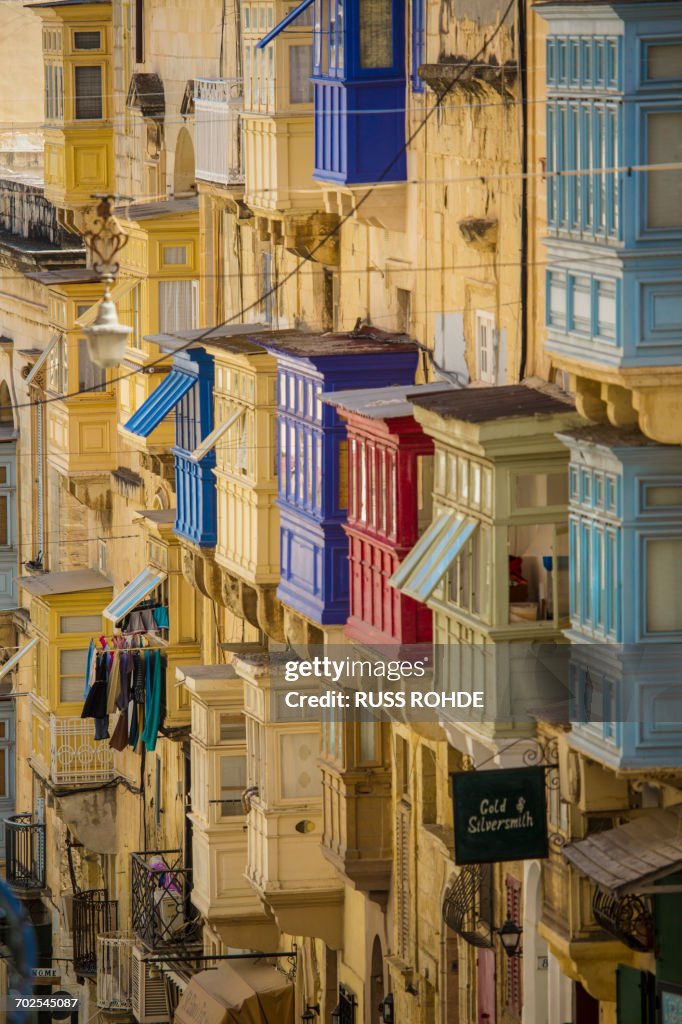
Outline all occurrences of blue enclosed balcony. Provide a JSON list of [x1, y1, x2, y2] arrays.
[[124, 345, 217, 548], [258, 0, 406, 185], [539, 2, 682, 442], [559, 424, 682, 768], [263, 327, 418, 625]]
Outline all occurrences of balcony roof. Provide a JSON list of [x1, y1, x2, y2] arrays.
[[563, 807, 682, 895], [556, 424, 671, 450], [127, 73, 165, 119], [135, 508, 176, 525], [120, 196, 198, 221], [26, 0, 108, 6], [408, 383, 574, 423], [261, 325, 418, 359], [18, 568, 111, 596], [25, 267, 100, 286], [145, 324, 274, 356], [323, 382, 450, 420]]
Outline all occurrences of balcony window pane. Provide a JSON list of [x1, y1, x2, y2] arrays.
[[0, 496, 7, 546], [74, 65, 102, 119], [290, 45, 313, 103], [74, 31, 101, 49], [219, 714, 246, 742], [60, 648, 88, 703], [646, 537, 682, 633], [359, 720, 378, 763], [359, 0, 392, 68], [60, 615, 102, 633], [417, 455, 433, 536], [647, 43, 682, 81], [78, 339, 106, 392], [158, 280, 198, 333], [647, 111, 682, 229], [220, 755, 246, 816]]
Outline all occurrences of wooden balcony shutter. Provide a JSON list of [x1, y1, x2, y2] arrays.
[[396, 803, 411, 959]]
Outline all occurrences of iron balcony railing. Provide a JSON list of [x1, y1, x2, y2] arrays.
[[4, 814, 45, 891], [131, 850, 201, 950], [73, 890, 119, 976], [97, 932, 134, 1011], [592, 887, 654, 953], [442, 863, 494, 948]]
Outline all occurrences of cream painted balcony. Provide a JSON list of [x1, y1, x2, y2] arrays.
[[233, 651, 344, 948], [25, 271, 119, 485], [180, 663, 278, 949], [204, 333, 284, 641], [319, 719, 393, 900], [195, 78, 244, 187], [30, 705, 116, 786]]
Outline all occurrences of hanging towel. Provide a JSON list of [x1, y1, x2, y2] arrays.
[[141, 649, 163, 753], [109, 708, 129, 751], [106, 652, 121, 715], [83, 639, 95, 700], [152, 606, 169, 630]]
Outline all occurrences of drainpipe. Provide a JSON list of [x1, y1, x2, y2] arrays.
[[517, 0, 528, 381]]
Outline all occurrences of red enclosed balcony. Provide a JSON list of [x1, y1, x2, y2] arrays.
[[326, 384, 444, 650]]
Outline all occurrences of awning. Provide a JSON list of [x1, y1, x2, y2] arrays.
[[25, 334, 60, 385], [123, 369, 195, 438], [390, 511, 479, 603], [563, 808, 682, 895], [190, 408, 244, 462], [174, 960, 294, 1024], [75, 277, 138, 329], [102, 566, 167, 623], [256, 0, 314, 48], [0, 637, 39, 683]]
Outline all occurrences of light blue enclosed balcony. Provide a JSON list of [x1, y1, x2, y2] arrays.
[[560, 425, 682, 768], [539, 1, 682, 441]]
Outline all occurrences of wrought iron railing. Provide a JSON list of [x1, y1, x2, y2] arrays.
[[97, 933, 134, 1010], [442, 863, 494, 948], [131, 850, 201, 950], [334, 984, 357, 1024], [4, 814, 45, 890], [73, 890, 119, 976], [592, 887, 654, 952], [50, 714, 115, 785]]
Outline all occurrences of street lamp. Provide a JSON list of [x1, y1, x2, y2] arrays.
[[82, 195, 131, 369], [300, 1005, 320, 1022], [496, 915, 523, 957]]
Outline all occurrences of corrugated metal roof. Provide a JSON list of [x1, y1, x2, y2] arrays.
[[144, 324, 273, 356], [563, 808, 682, 894], [323, 382, 453, 419], [25, 268, 100, 285], [18, 569, 112, 596], [127, 72, 165, 118], [123, 368, 194, 437], [408, 384, 575, 422]]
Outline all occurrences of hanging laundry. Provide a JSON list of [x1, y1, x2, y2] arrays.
[[83, 639, 96, 700], [153, 606, 169, 630], [141, 649, 165, 752], [81, 653, 109, 741]]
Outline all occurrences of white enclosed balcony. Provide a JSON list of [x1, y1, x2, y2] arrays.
[[194, 78, 244, 187]]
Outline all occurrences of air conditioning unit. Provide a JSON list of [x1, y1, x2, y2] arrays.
[[131, 945, 169, 1024]]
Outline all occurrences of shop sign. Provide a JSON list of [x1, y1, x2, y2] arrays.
[[451, 766, 549, 864]]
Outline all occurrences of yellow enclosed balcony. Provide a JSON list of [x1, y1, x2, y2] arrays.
[[233, 651, 344, 948], [34, 0, 114, 212], [115, 199, 200, 461], [18, 569, 116, 787], [180, 663, 279, 949], [26, 270, 118, 483]]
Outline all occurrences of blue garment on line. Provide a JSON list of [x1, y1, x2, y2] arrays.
[[141, 649, 163, 753], [83, 639, 95, 699]]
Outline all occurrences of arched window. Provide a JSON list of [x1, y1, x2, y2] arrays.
[[0, 381, 13, 426], [174, 127, 196, 195]]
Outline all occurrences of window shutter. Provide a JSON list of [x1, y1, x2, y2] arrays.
[[289, 45, 313, 103], [505, 876, 522, 1015], [396, 804, 411, 958], [0, 496, 7, 546]]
